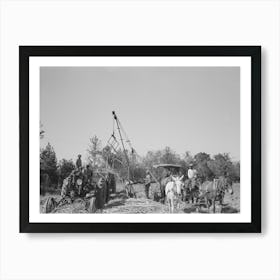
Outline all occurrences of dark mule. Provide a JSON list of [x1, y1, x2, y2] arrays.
[[182, 177, 202, 204], [159, 176, 172, 203], [199, 177, 233, 213], [183, 185, 200, 204]]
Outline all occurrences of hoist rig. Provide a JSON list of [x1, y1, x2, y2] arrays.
[[107, 111, 139, 181]]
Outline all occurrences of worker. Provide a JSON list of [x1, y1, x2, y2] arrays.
[[95, 177, 105, 212], [76, 154, 82, 170], [144, 170, 152, 199], [84, 165, 93, 184], [187, 163, 197, 189], [160, 170, 171, 201]]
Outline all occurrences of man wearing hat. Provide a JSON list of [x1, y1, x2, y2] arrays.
[[187, 163, 197, 189], [95, 177, 106, 212], [76, 154, 82, 170]]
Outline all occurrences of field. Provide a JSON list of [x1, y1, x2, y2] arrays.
[[40, 183, 240, 214]]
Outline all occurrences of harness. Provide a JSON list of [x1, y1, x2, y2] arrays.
[[214, 178, 227, 198], [203, 179, 223, 194], [166, 182, 176, 195], [167, 182, 182, 198]]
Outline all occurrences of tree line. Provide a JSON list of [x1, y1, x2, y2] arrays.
[[40, 132, 240, 189]]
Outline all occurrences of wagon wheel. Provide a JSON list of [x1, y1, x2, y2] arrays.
[[44, 196, 58, 213], [88, 197, 97, 213]]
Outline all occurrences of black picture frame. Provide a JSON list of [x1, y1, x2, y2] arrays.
[[20, 46, 261, 233]]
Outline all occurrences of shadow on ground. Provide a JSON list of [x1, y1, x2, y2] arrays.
[[104, 191, 127, 209], [183, 202, 239, 214], [183, 206, 210, 214], [221, 205, 239, 213], [183, 205, 197, 213], [104, 199, 126, 209]]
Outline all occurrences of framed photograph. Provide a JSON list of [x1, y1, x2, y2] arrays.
[[20, 46, 261, 233]]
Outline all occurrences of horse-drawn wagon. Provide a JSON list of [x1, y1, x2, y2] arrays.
[[151, 163, 234, 213]]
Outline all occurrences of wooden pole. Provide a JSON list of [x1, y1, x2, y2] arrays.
[[112, 111, 130, 180]]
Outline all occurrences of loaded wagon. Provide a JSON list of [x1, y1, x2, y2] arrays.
[[43, 167, 117, 213], [151, 163, 183, 201]]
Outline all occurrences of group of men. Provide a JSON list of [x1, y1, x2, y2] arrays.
[[144, 164, 198, 199], [74, 155, 94, 192], [73, 154, 115, 211], [75, 155, 200, 202], [61, 155, 93, 199]]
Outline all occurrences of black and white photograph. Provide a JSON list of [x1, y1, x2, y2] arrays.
[[20, 46, 260, 232], [40, 66, 240, 215]]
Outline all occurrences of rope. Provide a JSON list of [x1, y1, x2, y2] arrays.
[[112, 116, 115, 136]]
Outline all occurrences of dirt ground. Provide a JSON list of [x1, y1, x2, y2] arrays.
[[40, 183, 240, 214]]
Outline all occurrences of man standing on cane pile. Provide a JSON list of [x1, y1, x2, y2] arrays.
[[76, 154, 82, 170]]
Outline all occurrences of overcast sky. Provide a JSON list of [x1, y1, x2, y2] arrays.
[[40, 66, 240, 162]]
